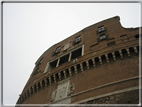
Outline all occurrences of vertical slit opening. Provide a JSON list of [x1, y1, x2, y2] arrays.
[[95, 57, 100, 66], [30, 87, 33, 95], [34, 84, 37, 93], [129, 47, 136, 56], [55, 73, 59, 82], [82, 62, 87, 71], [108, 53, 114, 62], [77, 64, 81, 73], [60, 71, 64, 80], [38, 82, 41, 90], [71, 66, 75, 76], [42, 80, 45, 88], [66, 69, 70, 78], [101, 55, 107, 64], [122, 49, 128, 58], [46, 78, 49, 87], [88, 59, 93, 68], [115, 51, 121, 60], [51, 75, 54, 84]]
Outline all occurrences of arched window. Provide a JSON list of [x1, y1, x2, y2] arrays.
[[88, 59, 93, 68], [129, 47, 136, 56], [101, 55, 107, 64], [42, 80, 45, 88], [108, 53, 114, 62], [66, 69, 70, 78], [71, 66, 75, 76], [95, 57, 100, 66], [121, 49, 128, 58], [77, 64, 81, 73], [34, 84, 37, 93], [82, 61, 87, 71], [115, 51, 121, 60]]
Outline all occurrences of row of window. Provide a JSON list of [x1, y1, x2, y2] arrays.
[[54, 36, 81, 55], [18, 45, 139, 104], [53, 25, 106, 55], [45, 45, 84, 73]]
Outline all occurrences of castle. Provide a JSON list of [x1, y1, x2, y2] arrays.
[[16, 16, 141, 106]]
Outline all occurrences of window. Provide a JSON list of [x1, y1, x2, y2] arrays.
[[49, 59, 58, 70], [71, 47, 82, 60], [74, 36, 81, 45], [59, 54, 70, 65], [99, 34, 106, 40], [98, 26, 105, 33], [135, 34, 142, 39], [44, 45, 84, 73], [54, 46, 61, 55]]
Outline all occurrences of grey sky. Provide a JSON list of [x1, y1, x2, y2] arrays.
[[2, 2, 141, 106]]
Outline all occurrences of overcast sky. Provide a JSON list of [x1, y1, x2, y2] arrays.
[[2, 1, 141, 106]]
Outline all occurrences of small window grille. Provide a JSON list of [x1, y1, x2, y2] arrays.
[[74, 36, 81, 44], [98, 26, 105, 33], [99, 34, 106, 40], [55, 46, 61, 54]]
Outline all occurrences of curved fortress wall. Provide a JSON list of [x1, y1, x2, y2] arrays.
[[16, 16, 141, 105]]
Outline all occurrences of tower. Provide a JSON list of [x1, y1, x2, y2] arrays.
[[16, 16, 141, 105]]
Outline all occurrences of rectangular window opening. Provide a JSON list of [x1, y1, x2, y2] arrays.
[[71, 47, 82, 60], [99, 34, 107, 40], [98, 26, 105, 33], [49, 59, 58, 70], [59, 54, 70, 65]]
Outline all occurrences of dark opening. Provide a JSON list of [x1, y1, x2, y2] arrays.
[[51, 75, 54, 84], [122, 49, 128, 58], [22, 95, 24, 101], [82, 62, 87, 71], [24, 93, 27, 100], [71, 47, 82, 60], [55, 73, 59, 82], [88, 59, 93, 68], [27, 90, 30, 97], [115, 51, 121, 60], [42, 80, 45, 88], [38, 82, 41, 90], [46, 78, 49, 87], [108, 53, 114, 62], [66, 69, 70, 78], [95, 57, 100, 66], [71, 66, 75, 76], [135, 34, 141, 39], [60, 71, 64, 80], [129, 47, 136, 56], [30, 87, 33, 95], [77, 64, 81, 73], [59, 54, 69, 65], [49, 59, 58, 70], [101, 55, 107, 64], [34, 84, 37, 93], [136, 46, 139, 52]]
